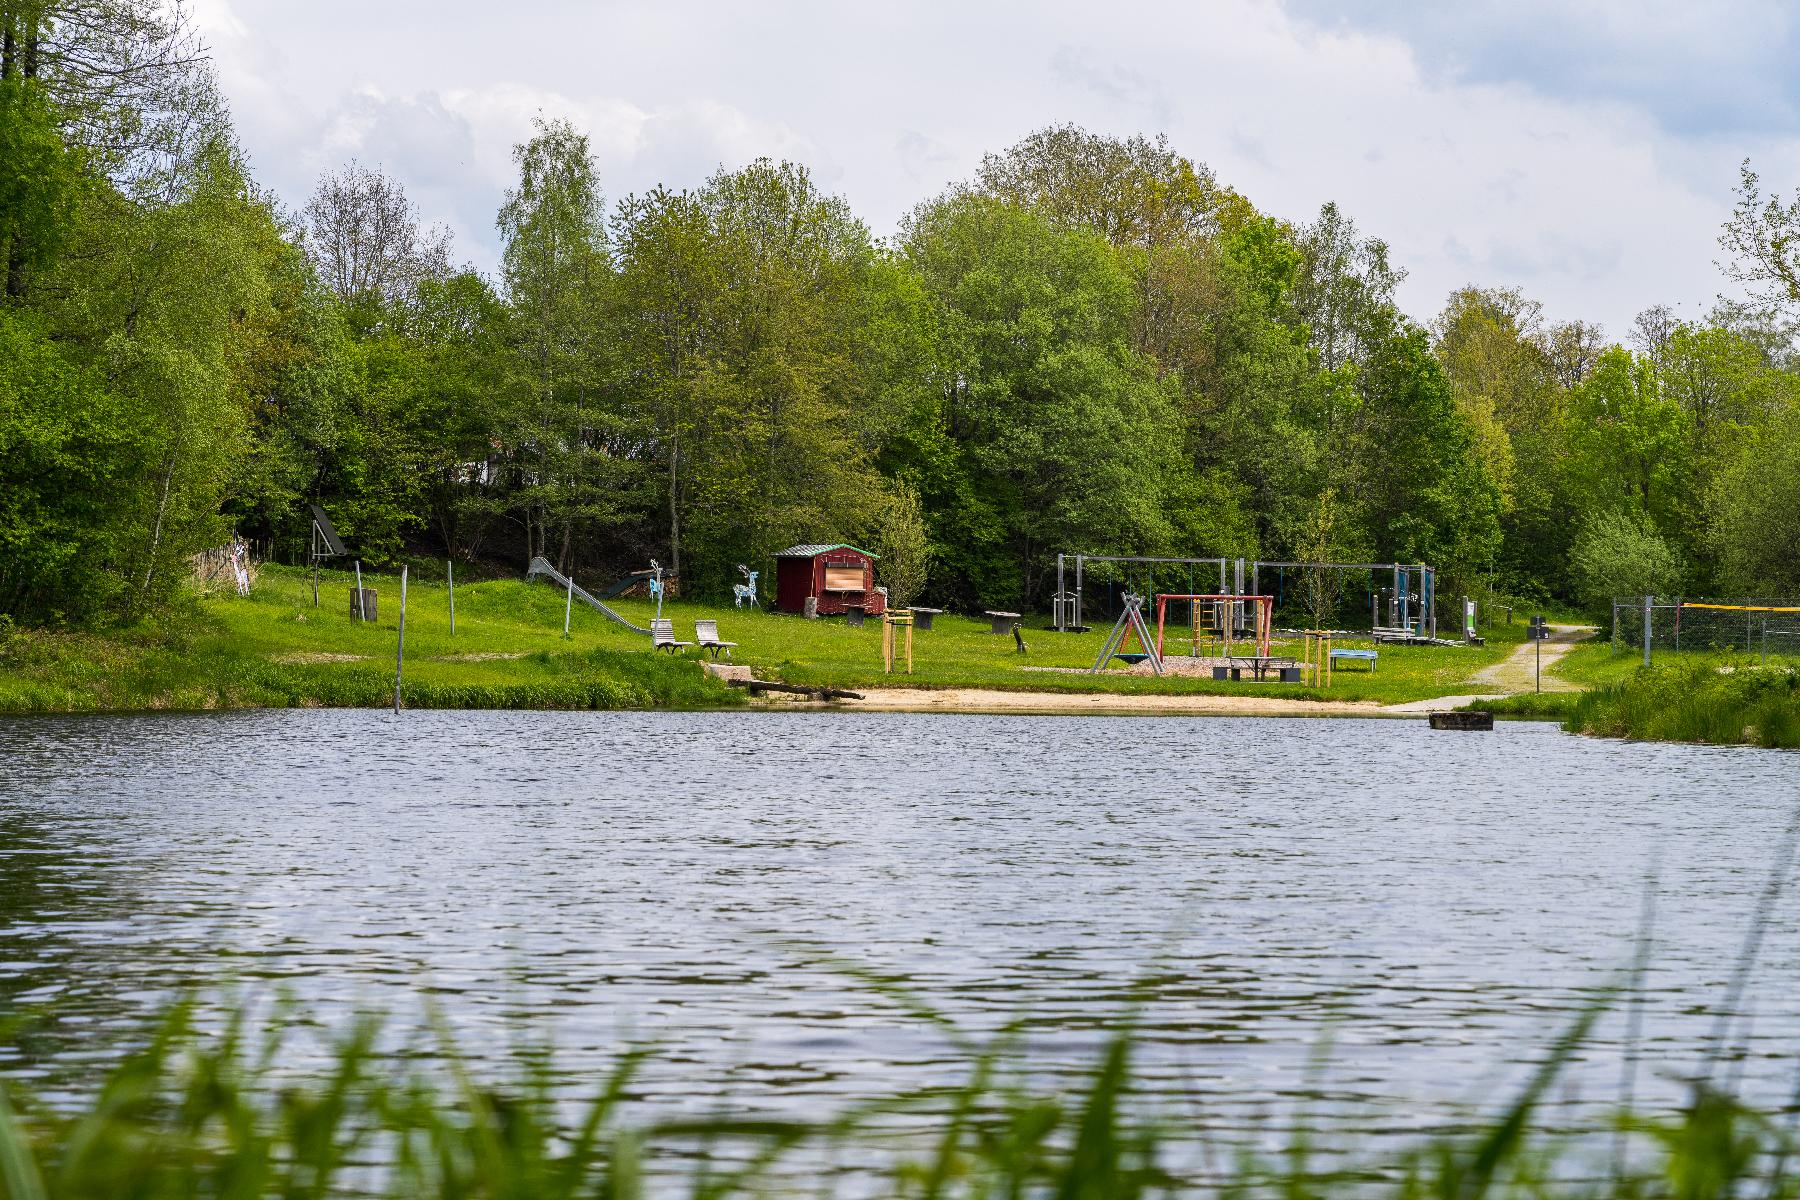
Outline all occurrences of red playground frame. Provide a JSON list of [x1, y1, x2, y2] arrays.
[[1153, 594, 1274, 659]]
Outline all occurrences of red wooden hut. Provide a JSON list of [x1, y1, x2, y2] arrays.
[[773, 544, 886, 616]]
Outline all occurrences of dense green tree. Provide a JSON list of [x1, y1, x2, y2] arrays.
[[1353, 325, 1504, 589], [904, 195, 1180, 607], [0, 74, 84, 295], [1432, 288, 1568, 596], [1564, 348, 1697, 552], [496, 117, 640, 571], [614, 160, 908, 595], [1711, 403, 1800, 595], [0, 309, 141, 620]]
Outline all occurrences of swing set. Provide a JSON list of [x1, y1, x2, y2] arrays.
[[1087, 593, 1164, 675]]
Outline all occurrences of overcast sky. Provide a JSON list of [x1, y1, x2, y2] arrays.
[[191, 0, 1800, 337]]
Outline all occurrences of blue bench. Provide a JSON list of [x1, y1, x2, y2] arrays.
[[1329, 648, 1378, 672]]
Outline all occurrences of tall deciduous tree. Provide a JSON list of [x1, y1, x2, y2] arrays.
[[615, 159, 906, 593], [303, 161, 451, 317], [904, 194, 1179, 607], [496, 117, 637, 571]]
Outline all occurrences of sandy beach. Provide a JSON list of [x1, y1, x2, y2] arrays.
[[833, 687, 1391, 716]]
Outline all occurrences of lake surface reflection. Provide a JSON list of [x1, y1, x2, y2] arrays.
[[0, 709, 1795, 1144]]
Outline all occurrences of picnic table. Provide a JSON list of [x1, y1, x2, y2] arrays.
[[1212, 655, 1301, 683], [984, 610, 1021, 635], [908, 606, 944, 631]]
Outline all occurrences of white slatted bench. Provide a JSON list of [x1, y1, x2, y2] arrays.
[[695, 619, 736, 659], [651, 618, 693, 653]]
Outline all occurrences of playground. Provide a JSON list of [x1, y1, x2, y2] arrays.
[[0, 561, 1569, 714]]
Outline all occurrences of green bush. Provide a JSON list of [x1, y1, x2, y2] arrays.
[[1568, 510, 1684, 613]]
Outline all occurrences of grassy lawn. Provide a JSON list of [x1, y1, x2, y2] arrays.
[[0, 565, 740, 713], [0, 563, 1555, 713]]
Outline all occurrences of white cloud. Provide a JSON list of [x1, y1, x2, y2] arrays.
[[192, 0, 1800, 333]]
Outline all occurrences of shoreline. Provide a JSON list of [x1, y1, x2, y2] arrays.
[[827, 686, 1421, 717]]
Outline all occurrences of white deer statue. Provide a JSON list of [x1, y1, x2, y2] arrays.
[[733, 565, 760, 609]]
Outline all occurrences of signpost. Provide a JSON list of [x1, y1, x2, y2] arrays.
[[1530, 614, 1547, 693]]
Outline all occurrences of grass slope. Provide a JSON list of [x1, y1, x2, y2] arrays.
[[0, 566, 741, 714], [0, 563, 1546, 713]]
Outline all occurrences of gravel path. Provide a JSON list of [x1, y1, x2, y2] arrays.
[[1466, 624, 1596, 694]]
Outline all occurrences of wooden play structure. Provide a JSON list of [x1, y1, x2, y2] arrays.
[[774, 544, 887, 617], [1302, 630, 1332, 686], [882, 609, 914, 674], [1153, 594, 1273, 659]]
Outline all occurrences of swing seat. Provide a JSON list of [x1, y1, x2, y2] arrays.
[[1112, 652, 1152, 666]]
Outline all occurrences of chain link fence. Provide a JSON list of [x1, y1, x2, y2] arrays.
[[1611, 597, 1800, 657]]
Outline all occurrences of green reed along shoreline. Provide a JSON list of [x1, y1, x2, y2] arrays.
[[1558, 659, 1800, 748], [0, 991, 1787, 1200]]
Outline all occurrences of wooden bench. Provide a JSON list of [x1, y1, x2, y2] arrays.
[[651, 618, 693, 653], [984, 610, 1021, 635], [1329, 648, 1378, 672], [695, 619, 736, 659]]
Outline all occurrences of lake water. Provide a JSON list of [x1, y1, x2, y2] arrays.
[[1, 709, 1796, 1152]]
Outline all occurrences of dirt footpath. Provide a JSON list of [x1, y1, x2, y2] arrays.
[[1467, 625, 1596, 694]]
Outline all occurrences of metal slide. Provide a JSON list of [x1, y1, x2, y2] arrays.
[[525, 556, 651, 635]]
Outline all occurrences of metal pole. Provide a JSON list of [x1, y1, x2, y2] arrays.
[[447, 561, 455, 635], [1762, 615, 1768, 665], [311, 526, 320, 608], [1075, 556, 1084, 630], [1427, 567, 1437, 639], [354, 560, 365, 621], [1055, 554, 1065, 631], [564, 570, 574, 638], [1536, 627, 1541, 694], [395, 565, 408, 714], [1643, 594, 1652, 668]]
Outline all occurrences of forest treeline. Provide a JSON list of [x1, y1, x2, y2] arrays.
[[8, 2, 1800, 626]]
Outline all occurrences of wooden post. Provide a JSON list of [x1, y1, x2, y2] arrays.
[[447, 560, 455, 635], [905, 616, 914, 674], [354, 560, 365, 621], [395, 565, 408, 714]]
